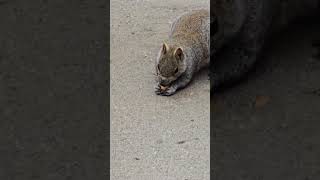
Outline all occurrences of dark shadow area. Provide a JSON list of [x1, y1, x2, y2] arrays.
[[212, 22, 320, 179], [0, 0, 108, 179]]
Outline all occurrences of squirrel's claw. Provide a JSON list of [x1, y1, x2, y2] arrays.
[[154, 84, 177, 96], [160, 86, 177, 96], [154, 84, 163, 95]]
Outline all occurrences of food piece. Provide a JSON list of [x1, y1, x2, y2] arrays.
[[160, 85, 168, 91]]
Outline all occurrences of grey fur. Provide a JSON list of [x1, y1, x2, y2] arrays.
[[155, 9, 210, 96]]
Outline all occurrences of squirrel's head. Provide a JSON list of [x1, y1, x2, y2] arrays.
[[155, 43, 187, 86]]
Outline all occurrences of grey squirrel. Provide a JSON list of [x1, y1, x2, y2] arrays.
[[155, 0, 319, 96], [154, 9, 210, 96]]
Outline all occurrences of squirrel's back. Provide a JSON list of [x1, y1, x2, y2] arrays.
[[169, 9, 210, 70], [170, 10, 209, 38]]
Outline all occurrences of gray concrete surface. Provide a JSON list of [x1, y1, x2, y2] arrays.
[[111, 0, 210, 179], [213, 23, 320, 179]]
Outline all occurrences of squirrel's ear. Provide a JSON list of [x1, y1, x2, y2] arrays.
[[162, 43, 169, 54], [174, 47, 184, 60]]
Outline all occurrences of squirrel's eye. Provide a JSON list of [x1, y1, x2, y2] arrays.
[[174, 67, 178, 74]]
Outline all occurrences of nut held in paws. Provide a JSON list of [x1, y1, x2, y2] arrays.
[[160, 85, 168, 91]]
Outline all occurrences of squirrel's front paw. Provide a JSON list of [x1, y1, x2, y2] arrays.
[[160, 86, 177, 96], [154, 84, 162, 95], [154, 84, 177, 96]]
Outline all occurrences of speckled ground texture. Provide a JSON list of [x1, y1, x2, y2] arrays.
[[213, 22, 320, 179], [110, 0, 210, 179]]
